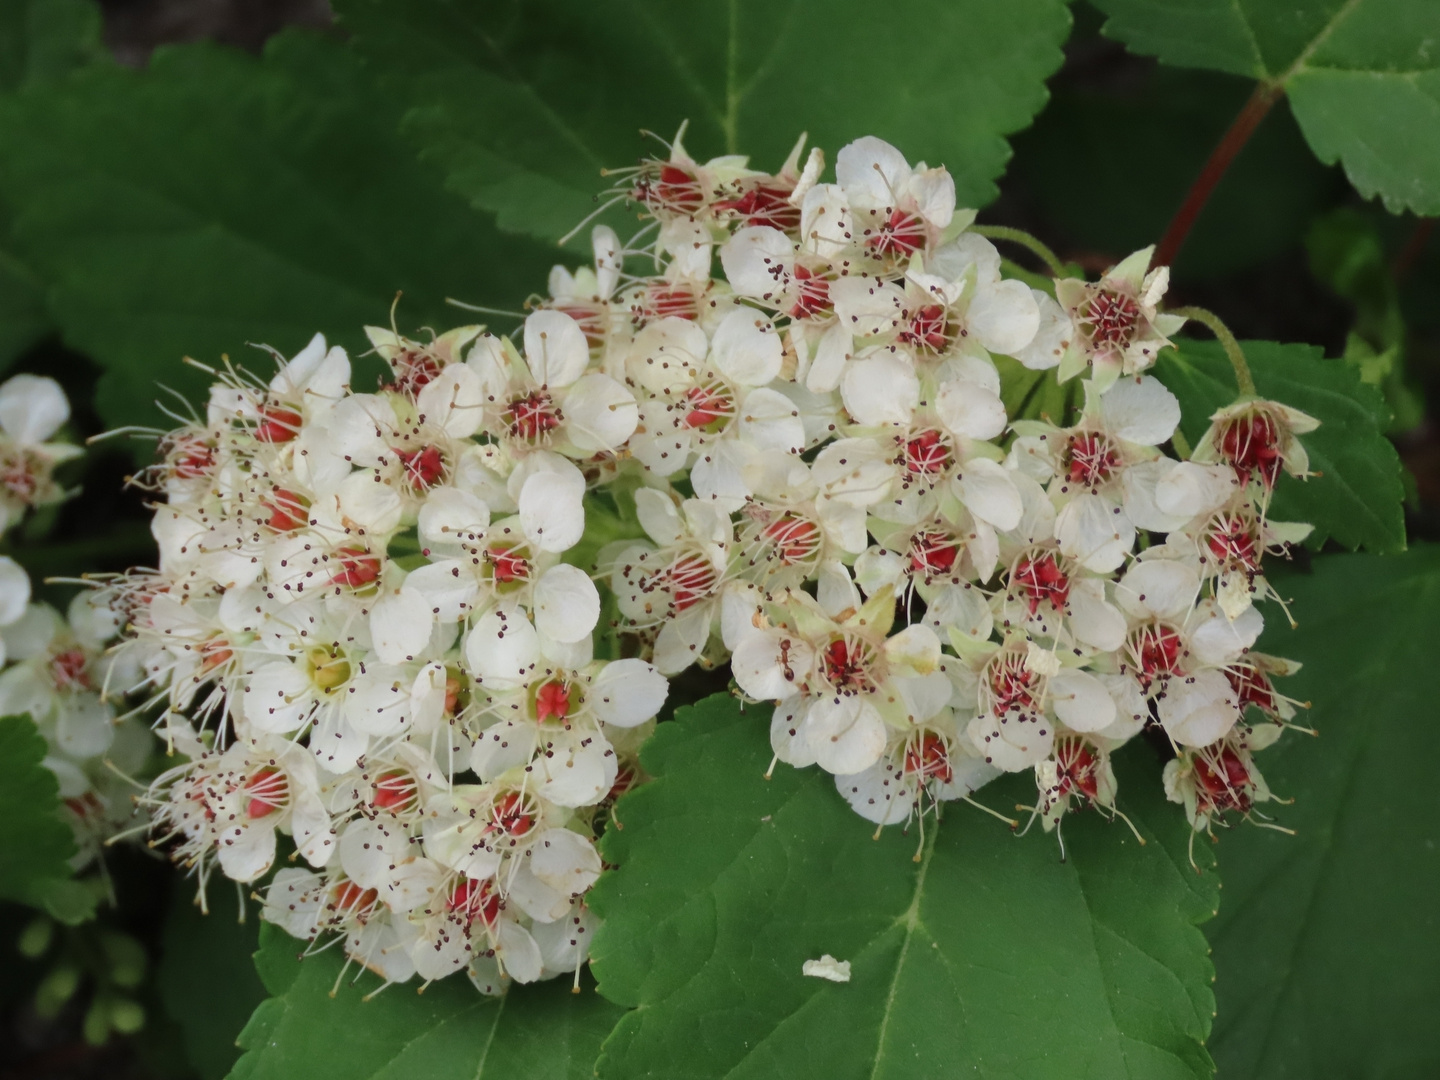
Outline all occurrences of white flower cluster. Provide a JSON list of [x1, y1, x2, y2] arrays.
[[112, 130, 1316, 994], [0, 374, 150, 866]]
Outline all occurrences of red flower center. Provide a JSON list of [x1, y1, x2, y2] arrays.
[[904, 732, 953, 784], [488, 544, 530, 584], [1193, 747, 1253, 814], [331, 548, 381, 589], [263, 488, 309, 532], [1066, 432, 1122, 487], [903, 429, 952, 476], [534, 680, 572, 723], [988, 654, 1040, 714], [789, 265, 831, 320], [244, 767, 289, 819], [822, 638, 875, 694], [899, 304, 950, 353], [682, 384, 734, 431], [909, 530, 959, 577], [372, 769, 418, 813], [634, 164, 705, 215], [1129, 623, 1183, 688], [868, 209, 925, 258], [1219, 413, 1283, 489], [761, 514, 821, 566], [398, 445, 446, 491], [1081, 290, 1140, 349], [1056, 738, 1100, 801], [1012, 553, 1070, 615], [255, 404, 303, 444], [716, 182, 801, 232], [385, 349, 443, 397], [448, 877, 501, 928], [49, 649, 90, 691], [489, 791, 536, 838], [505, 390, 561, 442], [1205, 512, 1259, 570], [666, 552, 719, 611]]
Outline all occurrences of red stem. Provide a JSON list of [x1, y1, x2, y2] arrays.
[[1155, 82, 1281, 268]]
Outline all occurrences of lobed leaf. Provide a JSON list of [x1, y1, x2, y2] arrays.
[[1155, 337, 1407, 554], [589, 694, 1220, 1080], [1208, 547, 1440, 1078], [335, 0, 1075, 245], [0, 30, 557, 436], [1091, 0, 1440, 215], [228, 922, 625, 1080], [0, 715, 92, 922]]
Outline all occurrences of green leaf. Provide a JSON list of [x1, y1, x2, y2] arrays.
[[1209, 546, 1440, 1078], [589, 694, 1219, 1080], [0, 0, 108, 370], [158, 884, 266, 1080], [0, 0, 107, 92], [0, 30, 556, 436], [1155, 337, 1406, 554], [1090, 0, 1440, 215], [0, 714, 90, 921], [229, 922, 626, 1080], [336, 0, 1074, 245]]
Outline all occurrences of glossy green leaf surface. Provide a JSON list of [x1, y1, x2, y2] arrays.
[[0, 715, 86, 920], [229, 923, 625, 1080], [590, 694, 1219, 1080], [1091, 0, 1440, 215], [1209, 547, 1440, 1078], [0, 30, 555, 434], [337, 0, 1073, 244]]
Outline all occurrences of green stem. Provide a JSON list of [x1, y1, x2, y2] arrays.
[[971, 225, 1066, 278], [1169, 305, 1256, 397]]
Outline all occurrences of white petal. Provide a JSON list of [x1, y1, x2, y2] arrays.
[[465, 608, 540, 689], [1049, 670, 1116, 733], [1158, 669, 1239, 747], [590, 659, 668, 727], [518, 466, 586, 552], [837, 760, 915, 826], [841, 351, 919, 426], [1116, 559, 1200, 621], [1100, 376, 1180, 446], [935, 379, 1007, 441], [720, 225, 796, 301], [0, 557, 31, 626], [561, 373, 638, 452], [523, 310, 590, 388], [711, 309, 783, 387], [417, 487, 490, 547], [732, 632, 810, 700], [956, 458, 1023, 531], [532, 563, 600, 643], [1055, 493, 1135, 573], [401, 559, 481, 621], [804, 696, 887, 776], [737, 387, 807, 454], [369, 588, 435, 664], [529, 828, 603, 896], [416, 362, 486, 438], [1155, 462, 1238, 520], [0, 375, 69, 445], [835, 136, 911, 209], [1067, 578, 1127, 652], [967, 278, 1040, 356]]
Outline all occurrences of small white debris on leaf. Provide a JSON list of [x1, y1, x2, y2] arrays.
[[802, 954, 852, 983]]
